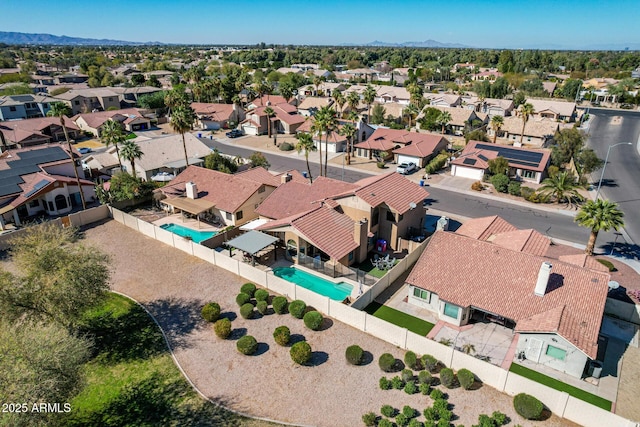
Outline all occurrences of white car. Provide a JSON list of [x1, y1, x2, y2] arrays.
[[396, 162, 418, 174]]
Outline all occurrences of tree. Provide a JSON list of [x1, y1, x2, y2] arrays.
[[576, 148, 604, 180], [488, 156, 509, 175], [407, 83, 423, 108], [295, 132, 317, 183], [370, 104, 386, 124], [147, 74, 162, 88], [519, 103, 535, 144], [551, 128, 585, 167], [332, 89, 345, 117], [317, 106, 338, 176], [100, 119, 125, 170], [347, 90, 360, 117], [490, 115, 504, 143], [47, 102, 86, 210], [419, 107, 442, 132], [170, 105, 196, 169], [249, 151, 270, 169], [264, 106, 275, 139], [539, 171, 583, 205], [279, 81, 294, 103], [120, 139, 143, 178], [131, 73, 146, 86], [436, 111, 452, 134], [404, 103, 419, 131], [204, 149, 238, 173], [340, 122, 357, 166], [575, 199, 624, 255], [364, 85, 377, 122], [561, 79, 583, 101]]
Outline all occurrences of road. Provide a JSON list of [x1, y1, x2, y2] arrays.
[[584, 108, 640, 245]]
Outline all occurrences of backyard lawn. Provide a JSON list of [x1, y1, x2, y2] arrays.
[[365, 301, 434, 336], [354, 258, 397, 279]]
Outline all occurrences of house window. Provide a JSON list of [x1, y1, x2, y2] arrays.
[[48, 201, 54, 211], [258, 185, 265, 193], [348, 251, 354, 261], [545, 345, 566, 361], [225, 212, 232, 220], [9, 106, 16, 112], [398, 214, 403, 222], [74, 100, 80, 105], [386, 210, 396, 223], [236, 210, 243, 220], [443, 303, 459, 319], [372, 208, 379, 226], [43, 103, 48, 108], [522, 170, 536, 179], [413, 287, 430, 302], [29, 200, 39, 208]]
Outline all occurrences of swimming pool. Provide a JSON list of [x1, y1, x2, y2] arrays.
[[272, 267, 353, 301], [160, 223, 217, 243]]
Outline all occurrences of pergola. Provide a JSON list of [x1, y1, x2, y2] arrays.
[[226, 230, 279, 266], [162, 197, 216, 228]]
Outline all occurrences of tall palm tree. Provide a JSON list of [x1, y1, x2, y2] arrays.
[[119, 139, 143, 178], [407, 83, 423, 108], [164, 88, 189, 116], [575, 199, 625, 255], [363, 85, 377, 123], [313, 75, 324, 96], [47, 102, 86, 210], [340, 122, 357, 166], [99, 119, 124, 170], [519, 103, 535, 145], [295, 132, 317, 183], [404, 103, 419, 131], [539, 171, 583, 206], [490, 115, 504, 143], [264, 106, 275, 140], [170, 105, 196, 169], [347, 91, 360, 118], [437, 111, 452, 134], [311, 117, 324, 177], [316, 106, 338, 176], [333, 91, 346, 118]]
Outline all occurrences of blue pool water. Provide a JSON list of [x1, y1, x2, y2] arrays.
[[160, 223, 217, 243], [272, 267, 353, 301]]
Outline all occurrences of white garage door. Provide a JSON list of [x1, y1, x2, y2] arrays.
[[397, 155, 420, 166], [241, 124, 258, 136], [453, 165, 484, 180]]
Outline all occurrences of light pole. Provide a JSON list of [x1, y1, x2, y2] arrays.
[[595, 142, 633, 200]]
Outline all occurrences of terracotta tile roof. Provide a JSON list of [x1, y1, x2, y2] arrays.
[[349, 172, 429, 215], [297, 97, 333, 110], [501, 116, 559, 139], [490, 229, 550, 256], [453, 140, 551, 173], [456, 215, 517, 240], [72, 108, 143, 129], [9, 172, 93, 207], [526, 98, 576, 117], [406, 231, 609, 358], [12, 116, 79, 133], [191, 103, 235, 121], [450, 147, 497, 170], [248, 95, 290, 108], [393, 133, 448, 158], [235, 167, 281, 187], [558, 254, 610, 273]]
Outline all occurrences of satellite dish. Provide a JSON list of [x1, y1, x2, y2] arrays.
[[608, 281, 620, 290], [409, 202, 417, 210]]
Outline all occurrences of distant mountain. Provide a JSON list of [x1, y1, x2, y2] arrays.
[[0, 31, 162, 46], [350, 39, 471, 48]]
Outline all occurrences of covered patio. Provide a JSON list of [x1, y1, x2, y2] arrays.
[[160, 197, 216, 229], [226, 230, 280, 266]]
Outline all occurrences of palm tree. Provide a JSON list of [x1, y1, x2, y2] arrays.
[[316, 106, 338, 176], [334, 91, 346, 118], [539, 171, 583, 205], [407, 83, 423, 108], [490, 115, 504, 143], [340, 122, 357, 166], [311, 118, 324, 177], [437, 111, 452, 134], [119, 139, 143, 178], [47, 102, 86, 210], [404, 103, 419, 131], [170, 105, 196, 169], [363, 85, 377, 123], [519, 103, 535, 145], [575, 199, 625, 255], [462, 343, 476, 355], [295, 132, 317, 183], [313, 76, 324, 96], [99, 119, 124, 170], [264, 106, 275, 140], [347, 91, 360, 118], [164, 88, 189, 116]]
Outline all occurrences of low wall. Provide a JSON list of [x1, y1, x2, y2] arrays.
[[68, 205, 110, 227], [451, 350, 509, 391], [563, 396, 637, 427], [605, 298, 640, 325], [201, 227, 242, 249]]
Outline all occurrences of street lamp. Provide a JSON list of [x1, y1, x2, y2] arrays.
[[595, 142, 633, 200]]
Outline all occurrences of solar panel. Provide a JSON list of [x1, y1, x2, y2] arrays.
[[0, 183, 22, 196], [478, 154, 488, 162], [0, 146, 69, 197], [463, 158, 477, 165], [475, 143, 543, 165], [24, 179, 50, 198]]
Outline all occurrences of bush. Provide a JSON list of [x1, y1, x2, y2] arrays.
[[404, 381, 417, 395], [430, 388, 445, 400], [471, 181, 484, 191], [401, 369, 414, 382], [437, 409, 452, 423], [407, 420, 423, 427], [379, 353, 396, 372], [236, 335, 258, 355], [423, 407, 438, 422], [439, 368, 456, 388], [213, 318, 231, 339], [272, 296, 288, 314], [240, 303, 254, 319], [377, 161, 386, 169], [273, 326, 290, 346], [419, 383, 431, 395], [236, 292, 251, 307], [279, 142, 294, 151], [396, 413, 409, 427], [345, 345, 364, 365], [201, 302, 221, 322], [379, 376, 391, 390], [513, 393, 543, 420], [240, 282, 256, 297], [404, 351, 420, 370], [492, 411, 507, 426], [425, 153, 449, 174], [520, 186, 535, 199], [303, 310, 323, 330], [402, 406, 417, 419], [289, 300, 307, 319], [422, 354, 438, 373], [418, 370, 432, 384], [254, 289, 269, 302], [457, 368, 475, 390], [362, 412, 377, 427], [508, 181, 522, 196], [256, 300, 268, 315], [490, 173, 509, 193], [433, 398, 448, 412], [381, 405, 396, 418], [596, 258, 616, 272], [392, 376, 405, 389], [378, 419, 393, 427], [290, 341, 312, 365]]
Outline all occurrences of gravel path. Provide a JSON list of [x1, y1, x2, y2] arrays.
[[83, 220, 577, 427]]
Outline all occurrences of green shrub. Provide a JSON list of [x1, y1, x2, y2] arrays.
[[378, 419, 393, 427], [520, 186, 535, 199], [236, 335, 258, 355], [401, 368, 414, 382], [381, 404, 396, 418], [492, 411, 507, 426], [430, 388, 445, 400], [279, 142, 294, 151], [213, 318, 231, 339], [407, 419, 423, 427], [396, 413, 409, 427], [362, 412, 377, 426], [425, 153, 449, 174], [379, 376, 391, 390], [392, 376, 405, 389], [236, 292, 251, 307], [404, 381, 417, 395], [404, 351, 420, 370], [201, 302, 221, 322], [418, 370, 432, 384], [379, 353, 397, 372], [471, 181, 484, 191], [272, 296, 288, 314], [254, 289, 269, 302], [289, 300, 307, 319], [422, 354, 438, 373], [256, 300, 268, 315], [437, 409, 452, 423], [402, 406, 417, 419], [436, 419, 449, 427], [433, 398, 448, 412], [290, 341, 312, 365], [423, 407, 438, 422], [490, 173, 509, 193], [596, 258, 616, 272], [508, 181, 522, 196], [273, 326, 290, 346], [240, 282, 256, 297], [240, 303, 254, 319], [377, 161, 386, 169], [303, 310, 323, 330], [439, 368, 456, 388], [457, 368, 475, 390], [419, 383, 431, 395], [346, 345, 364, 365], [513, 393, 543, 420]]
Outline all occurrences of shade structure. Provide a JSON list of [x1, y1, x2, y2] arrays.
[[162, 197, 216, 216], [226, 230, 279, 255]]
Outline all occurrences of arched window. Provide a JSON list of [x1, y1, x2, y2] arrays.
[[54, 194, 67, 211]]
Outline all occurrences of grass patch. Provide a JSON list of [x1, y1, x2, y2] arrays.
[[364, 302, 434, 336], [354, 259, 397, 279], [125, 132, 138, 140], [509, 363, 612, 411]]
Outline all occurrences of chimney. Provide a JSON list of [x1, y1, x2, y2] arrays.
[[185, 182, 198, 199], [534, 262, 552, 296], [353, 218, 369, 263], [280, 173, 292, 184]]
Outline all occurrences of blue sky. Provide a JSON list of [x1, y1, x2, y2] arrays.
[[1, 0, 639, 48]]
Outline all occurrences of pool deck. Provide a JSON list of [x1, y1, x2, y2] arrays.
[[152, 214, 222, 233]]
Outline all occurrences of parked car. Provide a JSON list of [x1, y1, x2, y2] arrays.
[[78, 147, 92, 155], [396, 162, 418, 174], [226, 129, 243, 138]]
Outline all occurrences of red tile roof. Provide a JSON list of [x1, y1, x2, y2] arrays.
[[392, 133, 448, 158], [456, 215, 517, 240], [489, 229, 550, 257], [344, 172, 429, 215], [558, 254, 610, 273], [191, 103, 235, 121], [453, 140, 551, 173], [406, 231, 609, 358], [72, 109, 143, 129]]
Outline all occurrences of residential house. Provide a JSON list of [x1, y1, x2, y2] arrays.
[[526, 98, 576, 122], [450, 140, 551, 183], [452, 63, 476, 72], [418, 105, 481, 136], [375, 86, 411, 105], [471, 69, 503, 81], [191, 103, 245, 130], [296, 118, 358, 153], [241, 100, 305, 136], [246, 95, 293, 110], [297, 97, 334, 117], [276, 67, 305, 75], [72, 108, 151, 137], [54, 74, 89, 85], [0, 116, 80, 148], [499, 115, 560, 147], [542, 82, 557, 96], [0, 94, 58, 120], [297, 82, 346, 97], [110, 86, 162, 107], [373, 102, 406, 123], [461, 96, 514, 117], [424, 93, 462, 108], [53, 88, 122, 115], [392, 132, 450, 167]]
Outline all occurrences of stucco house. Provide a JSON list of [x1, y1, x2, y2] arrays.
[[392, 133, 450, 167], [241, 101, 305, 136], [72, 108, 151, 137], [191, 103, 245, 130], [526, 99, 577, 122], [0, 94, 58, 120], [0, 116, 80, 148], [297, 97, 334, 117], [499, 116, 560, 147], [53, 88, 122, 115]]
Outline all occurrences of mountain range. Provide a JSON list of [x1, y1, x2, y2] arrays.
[[345, 39, 471, 48], [0, 31, 160, 46]]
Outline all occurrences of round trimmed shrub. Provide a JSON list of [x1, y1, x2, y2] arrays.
[[236, 292, 251, 307], [236, 335, 258, 355], [439, 368, 456, 388], [513, 393, 544, 420], [419, 383, 430, 395], [256, 300, 268, 315], [401, 368, 414, 382], [379, 353, 396, 372], [279, 142, 294, 151], [213, 318, 231, 339], [396, 413, 408, 427], [391, 376, 404, 389], [254, 289, 269, 302], [379, 376, 391, 390], [457, 368, 475, 390], [289, 300, 307, 319], [362, 412, 377, 427], [378, 419, 393, 427], [491, 173, 509, 193], [508, 180, 522, 196], [290, 341, 312, 365], [303, 310, 323, 330], [404, 381, 417, 395], [402, 406, 417, 419], [272, 296, 288, 314], [380, 404, 396, 418], [345, 345, 364, 365], [240, 303, 254, 319], [430, 388, 444, 400], [422, 354, 438, 373], [201, 302, 221, 322], [273, 325, 290, 346], [407, 419, 423, 427], [418, 370, 432, 385], [240, 282, 256, 297], [404, 351, 420, 370]]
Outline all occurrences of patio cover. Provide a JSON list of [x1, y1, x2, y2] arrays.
[[162, 197, 215, 215], [163, 157, 204, 169], [227, 230, 279, 255], [239, 218, 269, 231]]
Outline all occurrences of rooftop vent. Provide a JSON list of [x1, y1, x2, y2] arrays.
[[185, 181, 198, 199]]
